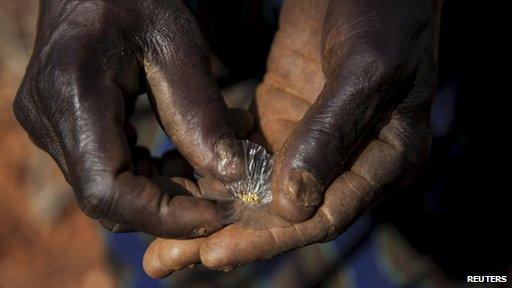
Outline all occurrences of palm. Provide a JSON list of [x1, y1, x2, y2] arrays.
[[143, 0, 435, 277]]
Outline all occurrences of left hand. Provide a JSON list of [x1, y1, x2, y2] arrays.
[[143, 0, 441, 277], [13, 0, 249, 237]]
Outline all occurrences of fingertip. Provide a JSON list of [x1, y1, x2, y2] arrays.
[[213, 136, 245, 182], [143, 238, 205, 279], [285, 170, 322, 206], [143, 239, 172, 279], [272, 169, 322, 222], [271, 191, 313, 222]]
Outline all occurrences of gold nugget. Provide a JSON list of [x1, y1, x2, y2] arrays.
[[235, 192, 261, 204]]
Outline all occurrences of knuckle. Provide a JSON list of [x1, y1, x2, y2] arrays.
[[390, 119, 431, 163], [326, 36, 406, 85], [350, 41, 404, 79], [13, 69, 72, 173], [12, 88, 32, 127], [141, 2, 208, 66], [382, 117, 431, 185], [13, 76, 43, 136], [13, 61, 72, 135], [303, 123, 347, 167], [77, 173, 116, 219]]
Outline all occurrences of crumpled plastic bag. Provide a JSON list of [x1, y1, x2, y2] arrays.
[[195, 140, 275, 226]]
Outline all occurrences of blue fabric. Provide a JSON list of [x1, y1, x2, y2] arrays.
[[105, 232, 168, 288]]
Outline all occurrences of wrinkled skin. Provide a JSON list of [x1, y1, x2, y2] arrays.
[[13, 0, 251, 238], [144, 0, 441, 277]]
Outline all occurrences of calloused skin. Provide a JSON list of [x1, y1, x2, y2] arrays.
[[13, 0, 251, 238], [143, 0, 441, 277]]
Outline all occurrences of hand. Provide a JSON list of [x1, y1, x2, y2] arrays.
[[12, 0, 249, 238], [143, 0, 440, 276]]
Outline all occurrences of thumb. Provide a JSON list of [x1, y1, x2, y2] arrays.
[[272, 59, 403, 222], [142, 1, 244, 182]]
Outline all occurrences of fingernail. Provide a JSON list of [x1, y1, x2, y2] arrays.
[[214, 136, 244, 181], [221, 266, 235, 272], [284, 170, 322, 207], [191, 227, 208, 237], [191, 224, 219, 237]]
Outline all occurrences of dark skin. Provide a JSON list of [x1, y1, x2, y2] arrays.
[[143, 0, 440, 276], [13, 0, 249, 238], [269, 0, 441, 222], [14, 0, 440, 273]]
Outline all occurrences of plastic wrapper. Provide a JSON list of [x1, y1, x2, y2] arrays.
[[195, 140, 275, 226]]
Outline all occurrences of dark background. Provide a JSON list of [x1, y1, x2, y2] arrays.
[[0, 0, 509, 287]]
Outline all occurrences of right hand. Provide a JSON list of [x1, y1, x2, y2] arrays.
[[143, 0, 437, 276], [13, 0, 248, 238]]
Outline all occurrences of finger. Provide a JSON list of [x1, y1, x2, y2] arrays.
[[22, 47, 224, 237], [77, 98, 223, 238], [199, 111, 430, 269], [143, 237, 206, 278], [80, 89, 223, 238], [141, 176, 248, 277], [157, 107, 252, 180], [196, 176, 231, 201], [79, 94, 223, 238], [195, 155, 374, 270], [271, 39, 409, 222], [265, 0, 421, 222], [198, 175, 360, 270], [142, 2, 244, 182], [251, 0, 327, 153], [190, 108, 254, 202], [145, 128, 425, 270], [98, 151, 198, 234]]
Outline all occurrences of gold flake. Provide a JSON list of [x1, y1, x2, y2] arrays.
[[235, 192, 261, 204]]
